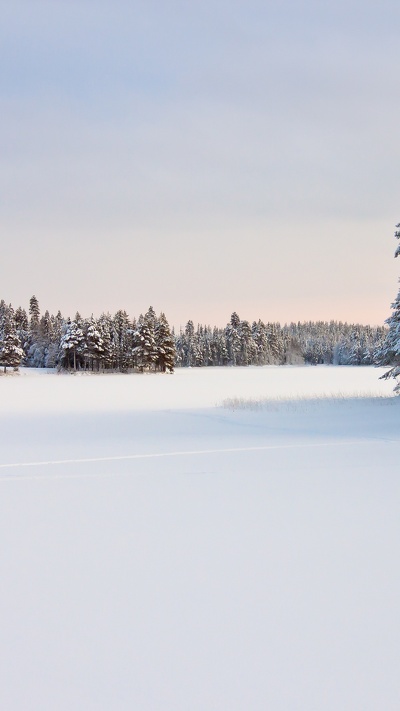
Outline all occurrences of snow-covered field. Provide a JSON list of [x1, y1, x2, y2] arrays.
[[0, 366, 399, 710]]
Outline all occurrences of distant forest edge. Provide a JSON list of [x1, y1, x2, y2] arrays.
[[0, 296, 389, 374]]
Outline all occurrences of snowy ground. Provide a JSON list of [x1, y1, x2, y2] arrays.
[[0, 366, 399, 710]]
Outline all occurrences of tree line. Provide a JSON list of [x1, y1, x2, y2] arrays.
[[176, 316, 386, 368], [0, 300, 175, 373], [0, 296, 388, 374]]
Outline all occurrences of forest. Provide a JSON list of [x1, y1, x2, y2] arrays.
[[0, 296, 388, 373]]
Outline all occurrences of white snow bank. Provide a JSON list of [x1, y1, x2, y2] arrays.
[[0, 365, 394, 414]]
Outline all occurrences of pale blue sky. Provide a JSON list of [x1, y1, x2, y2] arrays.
[[1, 0, 399, 326]]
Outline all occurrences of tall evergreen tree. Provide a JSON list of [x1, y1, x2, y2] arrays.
[[29, 295, 40, 329], [376, 224, 400, 390], [15, 306, 29, 362], [113, 310, 132, 371], [60, 318, 86, 371], [84, 316, 105, 370], [155, 312, 176, 372], [226, 313, 241, 365], [0, 306, 24, 372], [133, 308, 158, 371]]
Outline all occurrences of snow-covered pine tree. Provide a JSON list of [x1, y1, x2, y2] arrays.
[[226, 313, 241, 365], [133, 309, 158, 372], [251, 320, 267, 365], [202, 325, 213, 366], [15, 306, 29, 363], [184, 320, 195, 367], [40, 310, 53, 345], [214, 327, 229, 365], [378, 289, 400, 374], [84, 316, 105, 370], [45, 310, 64, 368], [27, 309, 54, 368], [239, 319, 256, 365], [98, 314, 113, 369], [376, 224, 400, 390], [60, 318, 86, 371], [266, 323, 284, 364], [0, 305, 24, 372], [375, 223, 400, 392], [113, 310, 132, 371], [15, 307, 28, 332], [0, 300, 6, 325], [27, 295, 41, 366], [155, 312, 176, 372], [29, 295, 40, 329]]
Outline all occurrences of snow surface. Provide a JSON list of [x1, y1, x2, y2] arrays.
[[0, 366, 399, 710]]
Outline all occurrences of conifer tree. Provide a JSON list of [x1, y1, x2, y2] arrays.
[[60, 318, 85, 371], [29, 295, 40, 328], [133, 309, 157, 371], [15, 306, 28, 332], [226, 313, 241, 365], [138, 306, 157, 366], [26, 296, 44, 366], [98, 314, 113, 369], [376, 224, 400, 390], [84, 316, 105, 370], [0, 306, 24, 372], [184, 320, 195, 366], [113, 310, 132, 371], [14, 306, 29, 362], [155, 312, 176, 372], [239, 320, 256, 365]]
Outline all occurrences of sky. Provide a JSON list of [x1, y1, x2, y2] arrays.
[[1, 0, 399, 328]]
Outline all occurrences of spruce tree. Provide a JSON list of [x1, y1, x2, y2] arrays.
[[226, 313, 241, 365], [377, 224, 400, 390], [15, 306, 29, 362], [113, 310, 132, 371], [60, 318, 85, 371], [28, 295, 40, 333], [133, 309, 157, 371], [98, 314, 113, 369], [85, 316, 105, 370], [155, 313, 176, 372], [27, 295, 41, 366], [0, 306, 24, 372]]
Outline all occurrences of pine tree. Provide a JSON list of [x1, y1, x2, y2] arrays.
[[184, 320, 196, 366], [226, 313, 241, 365], [15, 306, 29, 362], [376, 224, 400, 390], [267, 323, 284, 364], [133, 310, 157, 372], [98, 314, 113, 369], [45, 310, 64, 368], [239, 319, 256, 365], [26, 295, 41, 366], [60, 318, 86, 371], [0, 300, 6, 326], [84, 316, 105, 370], [251, 321, 265, 365], [155, 313, 176, 372], [29, 295, 40, 328], [0, 306, 24, 372], [113, 310, 132, 371], [15, 306, 28, 332]]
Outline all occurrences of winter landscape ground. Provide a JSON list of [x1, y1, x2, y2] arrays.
[[0, 365, 399, 711]]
